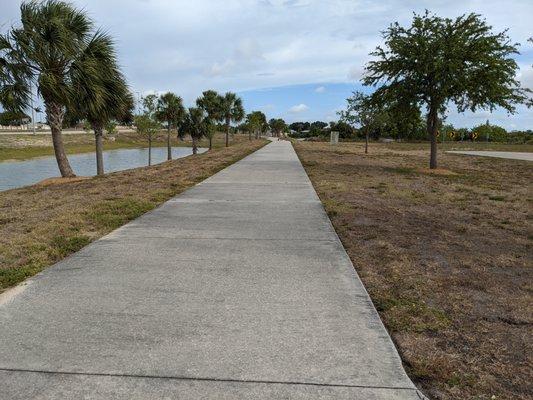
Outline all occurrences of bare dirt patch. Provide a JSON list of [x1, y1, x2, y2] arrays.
[[36, 176, 92, 186], [294, 141, 532, 400], [417, 168, 457, 176]]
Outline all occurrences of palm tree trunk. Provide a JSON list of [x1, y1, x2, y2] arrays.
[[167, 125, 172, 160], [192, 136, 198, 154], [148, 135, 152, 166], [225, 117, 230, 147], [94, 124, 105, 176], [46, 100, 75, 177], [427, 108, 438, 169]]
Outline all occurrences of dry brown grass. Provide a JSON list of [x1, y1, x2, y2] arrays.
[[0, 137, 267, 292], [294, 141, 532, 400]]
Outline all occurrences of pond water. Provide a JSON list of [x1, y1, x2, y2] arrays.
[[0, 146, 206, 191]]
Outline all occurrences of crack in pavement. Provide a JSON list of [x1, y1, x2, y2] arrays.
[[0, 367, 419, 392]]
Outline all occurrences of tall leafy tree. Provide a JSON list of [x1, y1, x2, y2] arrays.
[[0, 0, 120, 177], [363, 11, 530, 168], [135, 94, 160, 166], [71, 32, 130, 175], [134, 115, 158, 166], [182, 107, 208, 154], [369, 87, 422, 140], [156, 92, 185, 160], [142, 94, 158, 116], [219, 92, 245, 147], [339, 91, 386, 153]]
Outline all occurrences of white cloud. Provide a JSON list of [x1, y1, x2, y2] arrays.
[[2, 0, 532, 127], [348, 66, 363, 80], [289, 103, 309, 113], [315, 86, 326, 93], [517, 63, 533, 89]]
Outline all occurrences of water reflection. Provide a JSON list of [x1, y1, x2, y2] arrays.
[[0, 146, 206, 191]]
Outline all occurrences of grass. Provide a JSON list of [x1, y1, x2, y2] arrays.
[[293, 140, 532, 400], [375, 140, 533, 153], [0, 130, 228, 162], [0, 135, 267, 292]]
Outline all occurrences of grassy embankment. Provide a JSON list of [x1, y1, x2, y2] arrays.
[[0, 135, 267, 292], [0, 130, 223, 162], [294, 141, 532, 400]]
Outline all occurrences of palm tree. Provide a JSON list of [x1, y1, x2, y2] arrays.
[[156, 92, 185, 160], [196, 90, 222, 145], [220, 92, 245, 147], [246, 111, 267, 140], [71, 32, 130, 175], [0, 1, 115, 177], [182, 107, 208, 155]]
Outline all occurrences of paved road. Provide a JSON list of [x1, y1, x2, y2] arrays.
[[447, 150, 533, 161], [0, 141, 425, 399]]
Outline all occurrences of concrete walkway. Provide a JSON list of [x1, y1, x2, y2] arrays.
[[447, 150, 533, 161], [0, 141, 425, 399]]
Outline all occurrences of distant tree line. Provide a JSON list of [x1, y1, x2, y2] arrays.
[[288, 117, 532, 144], [0, 111, 31, 126]]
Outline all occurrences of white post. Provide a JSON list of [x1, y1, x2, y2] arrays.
[[330, 131, 339, 144]]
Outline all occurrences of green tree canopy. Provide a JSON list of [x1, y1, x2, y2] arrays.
[[363, 11, 530, 168], [472, 121, 508, 142], [245, 111, 267, 140], [268, 118, 287, 137], [196, 90, 223, 121], [328, 120, 357, 140], [0, 111, 30, 126], [289, 122, 310, 132], [156, 92, 185, 130], [339, 91, 390, 150]]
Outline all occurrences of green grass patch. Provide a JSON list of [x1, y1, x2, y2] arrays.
[[0, 235, 90, 289], [383, 166, 415, 175], [488, 195, 506, 201], [86, 198, 156, 230], [0, 263, 44, 290], [49, 235, 91, 258], [375, 296, 451, 333]]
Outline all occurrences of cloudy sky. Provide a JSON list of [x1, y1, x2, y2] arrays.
[[1, 0, 532, 129]]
